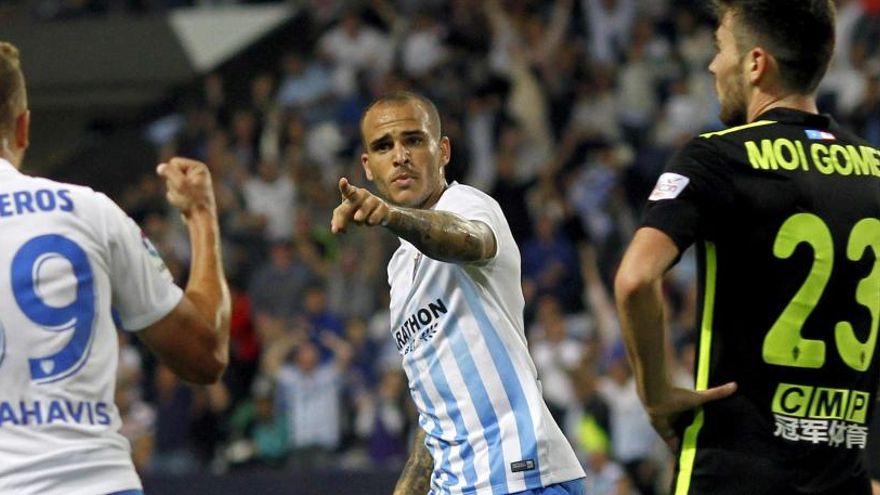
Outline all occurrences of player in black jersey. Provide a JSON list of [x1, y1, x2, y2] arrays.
[[614, 0, 880, 494]]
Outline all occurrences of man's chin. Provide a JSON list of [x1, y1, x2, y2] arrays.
[[388, 193, 420, 209]]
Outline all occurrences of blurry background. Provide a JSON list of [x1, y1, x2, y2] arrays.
[[3, 0, 880, 493]]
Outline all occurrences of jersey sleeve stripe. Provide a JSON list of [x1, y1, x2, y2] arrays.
[[455, 270, 544, 491], [675, 241, 719, 494], [699, 120, 777, 139]]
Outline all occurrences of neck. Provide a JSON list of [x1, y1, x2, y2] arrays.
[[418, 180, 449, 210], [0, 136, 20, 168], [748, 92, 818, 123], [0, 152, 21, 168]]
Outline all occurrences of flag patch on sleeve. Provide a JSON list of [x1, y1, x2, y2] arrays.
[[805, 129, 836, 140], [649, 172, 690, 201]]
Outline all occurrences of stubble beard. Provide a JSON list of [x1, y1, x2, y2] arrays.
[[718, 78, 748, 127]]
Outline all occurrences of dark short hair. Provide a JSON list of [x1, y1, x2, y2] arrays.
[[360, 91, 442, 147], [0, 41, 26, 136], [713, 0, 835, 94]]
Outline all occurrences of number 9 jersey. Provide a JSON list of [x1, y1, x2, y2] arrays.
[[0, 158, 183, 495], [642, 108, 880, 494]]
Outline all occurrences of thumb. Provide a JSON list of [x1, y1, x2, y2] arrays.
[[698, 381, 737, 404]]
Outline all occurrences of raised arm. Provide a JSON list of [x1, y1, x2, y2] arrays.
[[393, 426, 432, 495], [138, 157, 231, 384], [331, 178, 496, 264]]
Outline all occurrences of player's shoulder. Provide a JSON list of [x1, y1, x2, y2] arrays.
[[697, 119, 779, 141], [687, 120, 783, 159], [671, 120, 785, 167], [13, 174, 119, 211], [25, 175, 106, 200], [439, 182, 499, 208]]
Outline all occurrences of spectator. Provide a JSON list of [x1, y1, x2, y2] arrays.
[[317, 9, 393, 96], [148, 366, 200, 475], [300, 283, 345, 360], [223, 377, 288, 468], [521, 208, 583, 313], [597, 345, 663, 495], [266, 335, 352, 468], [400, 12, 449, 79], [530, 295, 586, 426], [353, 369, 410, 467], [242, 158, 296, 242], [275, 52, 334, 117], [247, 240, 318, 344], [224, 278, 261, 407], [581, 0, 636, 64]]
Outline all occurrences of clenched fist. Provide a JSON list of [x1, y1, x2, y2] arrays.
[[156, 157, 216, 219], [331, 177, 392, 234]]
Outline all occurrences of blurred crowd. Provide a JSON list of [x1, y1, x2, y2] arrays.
[[0, 0, 277, 21], [84, 0, 880, 493]]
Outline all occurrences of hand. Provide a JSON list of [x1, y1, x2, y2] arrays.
[[330, 177, 391, 234], [646, 382, 737, 452], [156, 157, 216, 219]]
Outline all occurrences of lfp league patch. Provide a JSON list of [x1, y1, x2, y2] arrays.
[[141, 231, 174, 281], [649, 172, 690, 201]]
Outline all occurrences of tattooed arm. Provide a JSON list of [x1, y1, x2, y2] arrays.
[[384, 206, 496, 264], [393, 427, 433, 495], [331, 178, 496, 264]]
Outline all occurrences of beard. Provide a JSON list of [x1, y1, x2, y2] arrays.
[[718, 77, 748, 126]]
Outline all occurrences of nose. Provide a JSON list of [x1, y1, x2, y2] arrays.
[[392, 141, 410, 166]]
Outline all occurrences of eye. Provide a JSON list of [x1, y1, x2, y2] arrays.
[[375, 142, 392, 152], [406, 135, 424, 146]]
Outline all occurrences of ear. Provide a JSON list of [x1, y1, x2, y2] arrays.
[[746, 46, 769, 85], [361, 152, 374, 181], [14, 110, 29, 150], [439, 136, 451, 168]]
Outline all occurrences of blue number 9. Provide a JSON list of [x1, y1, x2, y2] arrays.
[[11, 234, 96, 383]]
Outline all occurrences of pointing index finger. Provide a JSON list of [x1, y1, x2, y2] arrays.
[[339, 177, 357, 200]]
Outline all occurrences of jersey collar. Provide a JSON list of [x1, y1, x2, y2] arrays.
[[754, 107, 836, 130]]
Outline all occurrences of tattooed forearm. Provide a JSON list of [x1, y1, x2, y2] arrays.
[[393, 428, 433, 495], [385, 207, 496, 263]]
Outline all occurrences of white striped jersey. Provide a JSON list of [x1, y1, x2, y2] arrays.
[[0, 159, 183, 494], [388, 183, 584, 495]]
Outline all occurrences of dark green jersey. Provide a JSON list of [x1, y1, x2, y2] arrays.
[[643, 108, 880, 494]]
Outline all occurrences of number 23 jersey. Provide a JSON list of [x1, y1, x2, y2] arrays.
[[643, 108, 880, 489], [0, 158, 183, 495]]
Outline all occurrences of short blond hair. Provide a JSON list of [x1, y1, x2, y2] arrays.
[[0, 42, 26, 136]]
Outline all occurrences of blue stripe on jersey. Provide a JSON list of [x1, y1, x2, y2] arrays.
[[446, 312, 509, 494], [412, 382, 461, 489], [417, 356, 479, 491], [455, 270, 543, 490]]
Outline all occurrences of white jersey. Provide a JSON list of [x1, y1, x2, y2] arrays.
[[388, 183, 584, 495], [0, 159, 183, 495]]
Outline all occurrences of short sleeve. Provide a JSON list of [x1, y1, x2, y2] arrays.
[[435, 184, 506, 263], [641, 137, 734, 252], [98, 194, 183, 331]]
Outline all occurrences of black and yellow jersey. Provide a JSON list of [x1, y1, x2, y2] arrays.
[[643, 108, 880, 494]]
